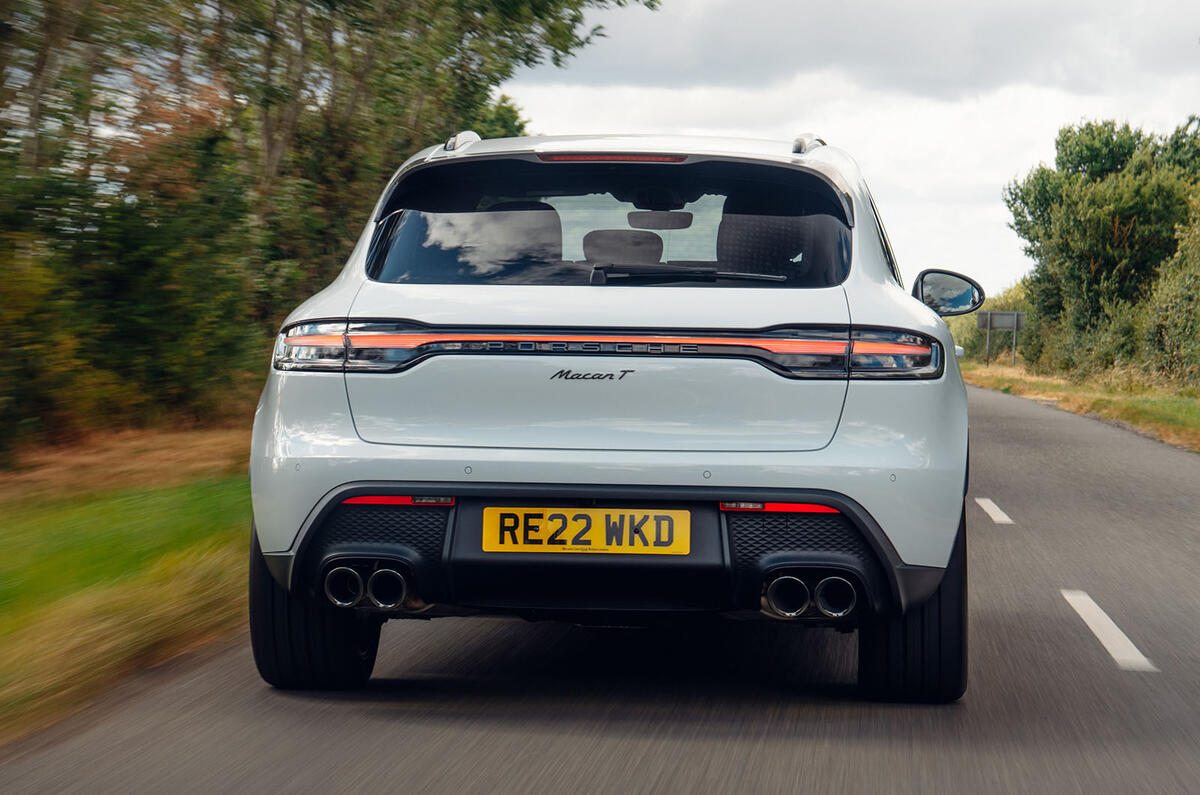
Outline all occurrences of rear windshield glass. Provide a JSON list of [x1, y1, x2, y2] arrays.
[[368, 158, 851, 288]]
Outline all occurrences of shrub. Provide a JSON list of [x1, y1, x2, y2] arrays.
[[1143, 208, 1200, 386]]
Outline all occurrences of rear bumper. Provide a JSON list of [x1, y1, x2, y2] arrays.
[[251, 370, 969, 573], [261, 480, 946, 617]]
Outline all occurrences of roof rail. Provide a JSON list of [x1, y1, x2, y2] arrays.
[[792, 133, 826, 155], [443, 130, 482, 151]]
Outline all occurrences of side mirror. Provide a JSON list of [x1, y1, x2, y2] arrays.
[[912, 269, 985, 316]]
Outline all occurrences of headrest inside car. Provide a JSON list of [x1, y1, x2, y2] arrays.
[[583, 229, 664, 264]]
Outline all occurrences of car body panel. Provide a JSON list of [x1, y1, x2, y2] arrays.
[[345, 354, 849, 452], [343, 284, 852, 452], [345, 283, 851, 328]]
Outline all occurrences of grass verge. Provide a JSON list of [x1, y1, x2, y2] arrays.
[[960, 362, 1200, 454], [0, 432, 251, 746]]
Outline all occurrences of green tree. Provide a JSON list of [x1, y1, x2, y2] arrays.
[[1161, 116, 1200, 177], [471, 94, 530, 139], [1005, 120, 1192, 369], [1143, 202, 1200, 387], [1046, 149, 1189, 329], [1053, 120, 1146, 180], [0, 0, 658, 455]]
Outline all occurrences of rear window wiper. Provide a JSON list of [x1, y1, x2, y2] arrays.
[[589, 263, 787, 285]]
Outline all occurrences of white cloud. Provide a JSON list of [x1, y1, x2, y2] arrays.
[[529, 0, 1200, 99], [501, 1, 1200, 294]]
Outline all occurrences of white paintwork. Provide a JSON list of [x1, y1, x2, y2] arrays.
[[251, 133, 974, 571], [346, 283, 849, 328], [347, 357, 847, 452], [1061, 590, 1159, 672], [974, 497, 1014, 525], [344, 285, 850, 452]]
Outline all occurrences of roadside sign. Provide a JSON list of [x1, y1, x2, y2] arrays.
[[975, 310, 1026, 365], [976, 311, 1026, 330]]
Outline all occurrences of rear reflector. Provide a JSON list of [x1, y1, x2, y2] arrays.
[[342, 496, 455, 506], [536, 153, 688, 163], [719, 501, 839, 513]]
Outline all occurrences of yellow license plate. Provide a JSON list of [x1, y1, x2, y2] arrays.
[[482, 507, 690, 555]]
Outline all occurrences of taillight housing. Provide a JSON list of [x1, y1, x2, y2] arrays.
[[273, 322, 346, 371], [273, 321, 942, 379], [849, 329, 942, 378], [341, 322, 852, 377], [344, 321, 426, 373]]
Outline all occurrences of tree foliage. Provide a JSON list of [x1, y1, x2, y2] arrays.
[[1143, 201, 1200, 386], [0, 0, 656, 452], [1004, 118, 1199, 375]]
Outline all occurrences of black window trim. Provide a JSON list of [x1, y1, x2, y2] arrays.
[[865, 188, 902, 288], [375, 152, 857, 228]]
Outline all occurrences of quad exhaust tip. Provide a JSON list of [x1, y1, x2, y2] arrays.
[[814, 576, 857, 618], [366, 568, 408, 610], [763, 574, 858, 619], [764, 575, 811, 618], [324, 566, 364, 608]]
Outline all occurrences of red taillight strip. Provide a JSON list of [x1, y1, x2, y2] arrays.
[[290, 335, 931, 356], [536, 153, 687, 163], [345, 333, 848, 356], [851, 341, 932, 356], [342, 496, 455, 506], [764, 502, 840, 513], [720, 502, 840, 513], [285, 334, 346, 347]]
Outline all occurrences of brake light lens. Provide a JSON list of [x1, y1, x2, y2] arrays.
[[849, 330, 941, 378], [342, 495, 455, 506], [536, 153, 688, 163], [719, 501, 840, 513]]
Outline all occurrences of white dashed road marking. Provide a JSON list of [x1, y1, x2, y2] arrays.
[[974, 497, 1014, 524], [1061, 589, 1159, 673]]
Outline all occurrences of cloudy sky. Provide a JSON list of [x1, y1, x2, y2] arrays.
[[502, 0, 1200, 293]]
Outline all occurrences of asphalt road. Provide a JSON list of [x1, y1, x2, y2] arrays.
[[4, 386, 1200, 793]]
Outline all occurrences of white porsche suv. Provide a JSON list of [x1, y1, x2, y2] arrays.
[[248, 132, 984, 703]]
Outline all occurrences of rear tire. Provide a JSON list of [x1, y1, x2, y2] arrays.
[[857, 510, 967, 703], [249, 528, 380, 689]]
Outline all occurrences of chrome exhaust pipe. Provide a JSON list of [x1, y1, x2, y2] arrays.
[[366, 568, 408, 610], [764, 575, 811, 618], [814, 576, 857, 618], [323, 566, 364, 608]]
